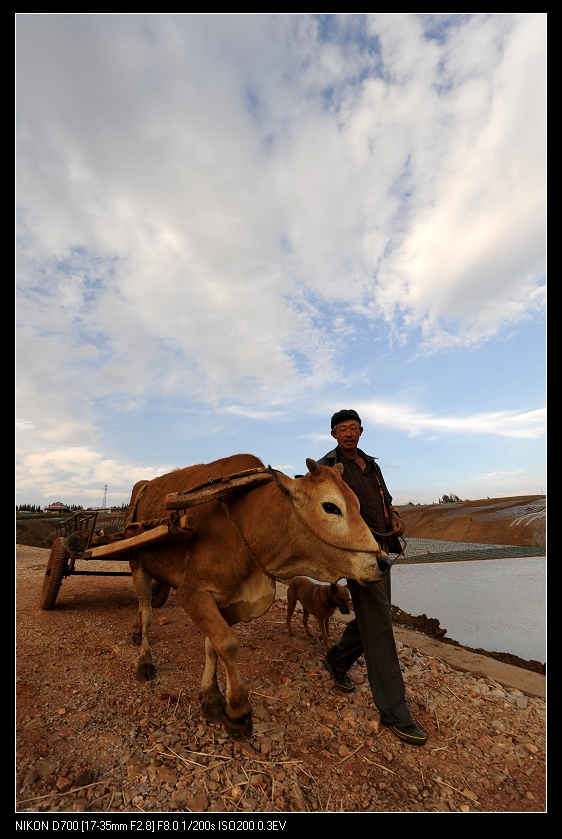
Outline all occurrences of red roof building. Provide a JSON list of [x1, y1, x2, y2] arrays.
[[44, 502, 71, 514]]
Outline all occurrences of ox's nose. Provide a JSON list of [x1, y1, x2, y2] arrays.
[[376, 555, 390, 576]]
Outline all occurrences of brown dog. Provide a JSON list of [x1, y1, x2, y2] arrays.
[[286, 577, 351, 652]]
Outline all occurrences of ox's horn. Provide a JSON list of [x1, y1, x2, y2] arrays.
[[306, 458, 322, 476]]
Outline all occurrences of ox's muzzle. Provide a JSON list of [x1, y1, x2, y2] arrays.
[[376, 554, 390, 576], [357, 553, 390, 586]]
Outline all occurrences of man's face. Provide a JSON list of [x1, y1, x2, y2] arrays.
[[331, 420, 363, 453]]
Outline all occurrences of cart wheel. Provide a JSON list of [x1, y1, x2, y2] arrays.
[[151, 581, 171, 608], [40, 537, 70, 610]]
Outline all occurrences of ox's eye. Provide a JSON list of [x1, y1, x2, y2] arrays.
[[322, 502, 342, 515]]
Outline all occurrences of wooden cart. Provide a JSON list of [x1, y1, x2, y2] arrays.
[[39, 467, 274, 610]]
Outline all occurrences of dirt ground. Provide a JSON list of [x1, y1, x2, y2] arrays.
[[17, 497, 546, 677], [16, 540, 546, 813]]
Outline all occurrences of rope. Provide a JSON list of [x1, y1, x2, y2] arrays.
[[123, 482, 148, 530], [126, 470, 406, 571], [167, 510, 194, 536], [219, 500, 277, 580], [288, 499, 384, 557], [219, 493, 405, 581]]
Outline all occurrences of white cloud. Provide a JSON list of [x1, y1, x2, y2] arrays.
[[16, 14, 546, 500], [472, 469, 525, 481], [364, 14, 546, 346], [17, 446, 172, 504], [17, 16, 545, 404], [357, 402, 545, 439], [220, 406, 285, 420]]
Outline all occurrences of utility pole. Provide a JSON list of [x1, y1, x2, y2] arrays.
[[102, 485, 107, 509]]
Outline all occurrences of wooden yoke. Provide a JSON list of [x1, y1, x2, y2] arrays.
[[76, 469, 275, 561], [164, 467, 274, 510]]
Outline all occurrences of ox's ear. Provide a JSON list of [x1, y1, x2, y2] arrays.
[[332, 462, 344, 476], [306, 458, 322, 476]]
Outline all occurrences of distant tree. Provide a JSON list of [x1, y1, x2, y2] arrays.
[[439, 493, 461, 504]]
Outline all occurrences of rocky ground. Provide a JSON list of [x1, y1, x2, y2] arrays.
[[16, 544, 546, 814]]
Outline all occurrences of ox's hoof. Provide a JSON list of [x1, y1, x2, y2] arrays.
[[201, 696, 226, 725], [223, 710, 254, 742], [136, 662, 156, 682], [201, 698, 253, 741]]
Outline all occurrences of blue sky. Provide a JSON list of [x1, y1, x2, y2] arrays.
[[16, 14, 546, 508]]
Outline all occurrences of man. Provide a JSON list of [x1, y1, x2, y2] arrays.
[[318, 409, 427, 746]]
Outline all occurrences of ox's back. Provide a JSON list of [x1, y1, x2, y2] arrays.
[[129, 454, 265, 521]]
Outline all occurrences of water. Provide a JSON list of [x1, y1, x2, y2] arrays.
[[390, 556, 546, 663]]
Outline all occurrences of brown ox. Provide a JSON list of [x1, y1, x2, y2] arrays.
[[127, 454, 389, 741]]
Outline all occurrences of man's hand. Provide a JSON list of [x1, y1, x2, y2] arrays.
[[391, 512, 405, 537]]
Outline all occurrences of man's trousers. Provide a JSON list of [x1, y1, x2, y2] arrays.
[[329, 571, 414, 727]]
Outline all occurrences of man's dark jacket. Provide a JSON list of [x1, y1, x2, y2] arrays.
[[317, 447, 402, 555]]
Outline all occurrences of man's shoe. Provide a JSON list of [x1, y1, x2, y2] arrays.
[[323, 654, 355, 693], [384, 722, 427, 746]]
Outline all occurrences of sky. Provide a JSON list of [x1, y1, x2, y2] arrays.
[[16, 13, 546, 509]]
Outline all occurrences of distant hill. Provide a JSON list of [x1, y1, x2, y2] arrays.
[[397, 495, 545, 548]]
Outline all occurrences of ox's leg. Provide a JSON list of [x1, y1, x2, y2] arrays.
[[200, 637, 227, 723], [177, 589, 252, 742], [129, 558, 156, 682]]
